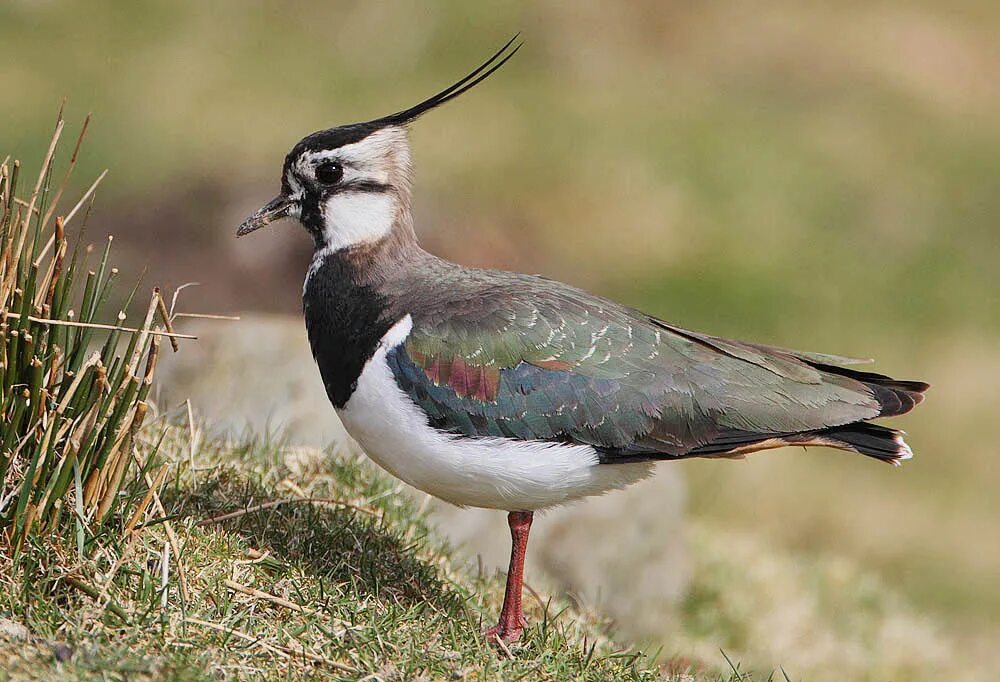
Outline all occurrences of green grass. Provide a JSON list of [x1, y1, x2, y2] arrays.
[[0, 427, 959, 681], [0, 433, 687, 681]]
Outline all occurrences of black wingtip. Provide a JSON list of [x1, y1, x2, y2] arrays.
[[806, 362, 929, 418], [378, 34, 523, 127]]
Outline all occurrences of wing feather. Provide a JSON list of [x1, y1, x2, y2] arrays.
[[387, 267, 882, 459]]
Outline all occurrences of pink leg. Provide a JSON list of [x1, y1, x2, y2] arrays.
[[485, 511, 533, 644]]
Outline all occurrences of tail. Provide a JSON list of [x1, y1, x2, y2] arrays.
[[685, 366, 929, 466], [797, 363, 929, 465], [807, 422, 913, 466]]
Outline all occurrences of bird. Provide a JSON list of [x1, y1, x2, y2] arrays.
[[237, 36, 928, 645]]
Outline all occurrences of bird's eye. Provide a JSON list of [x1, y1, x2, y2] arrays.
[[314, 161, 344, 185]]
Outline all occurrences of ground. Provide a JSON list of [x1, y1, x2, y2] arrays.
[[0, 434, 670, 681], [0, 423, 960, 681]]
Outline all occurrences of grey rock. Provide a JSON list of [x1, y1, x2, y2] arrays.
[[157, 313, 351, 447], [0, 617, 29, 641], [51, 643, 73, 663]]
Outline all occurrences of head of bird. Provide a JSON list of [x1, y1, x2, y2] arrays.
[[237, 36, 521, 253]]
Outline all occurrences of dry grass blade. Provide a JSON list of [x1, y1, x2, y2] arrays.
[[155, 287, 180, 352], [40, 113, 90, 229], [196, 497, 379, 526], [183, 617, 355, 671], [131, 449, 191, 604], [2, 120, 63, 297], [2, 311, 197, 339], [171, 312, 240, 320], [223, 579, 315, 615], [123, 464, 169, 536], [63, 168, 107, 226]]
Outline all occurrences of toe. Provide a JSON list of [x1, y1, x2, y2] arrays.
[[484, 624, 524, 645]]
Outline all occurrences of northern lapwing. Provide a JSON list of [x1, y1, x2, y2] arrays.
[[237, 37, 928, 644]]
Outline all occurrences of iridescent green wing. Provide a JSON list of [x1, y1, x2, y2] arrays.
[[389, 275, 880, 457]]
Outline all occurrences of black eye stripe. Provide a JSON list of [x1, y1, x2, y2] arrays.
[[337, 179, 392, 194]]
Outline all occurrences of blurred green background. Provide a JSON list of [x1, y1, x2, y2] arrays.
[[3, 0, 998, 677]]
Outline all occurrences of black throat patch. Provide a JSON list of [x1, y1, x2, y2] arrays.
[[302, 251, 397, 408]]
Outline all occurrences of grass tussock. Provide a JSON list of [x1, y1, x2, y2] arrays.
[[0, 118, 186, 556]]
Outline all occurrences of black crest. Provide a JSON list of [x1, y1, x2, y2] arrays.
[[290, 35, 523, 157], [376, 33, 522, 127]]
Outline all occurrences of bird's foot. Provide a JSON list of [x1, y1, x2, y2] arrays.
[[483, 617, 527, 646]]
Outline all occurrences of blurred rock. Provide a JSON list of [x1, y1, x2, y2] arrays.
[[158, 313, 688, 634], [51, 643, 72, 663], [157, 314, 351, 447], [0, 618, 29, 641]]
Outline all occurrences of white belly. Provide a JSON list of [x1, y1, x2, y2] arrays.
[[336, 315, 654, 511]]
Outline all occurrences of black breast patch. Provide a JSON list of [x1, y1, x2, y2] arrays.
[[303, 253, 395, 408]]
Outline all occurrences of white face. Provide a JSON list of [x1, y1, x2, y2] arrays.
[[287, 126, 412, 252]]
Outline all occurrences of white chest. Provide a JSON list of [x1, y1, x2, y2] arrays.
[[335, 315, 654, 510]]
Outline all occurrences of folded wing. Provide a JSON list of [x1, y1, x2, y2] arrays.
[[388, 275, 927, 463]]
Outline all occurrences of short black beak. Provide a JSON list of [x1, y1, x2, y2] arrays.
[[237, 195, 294, 236]]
